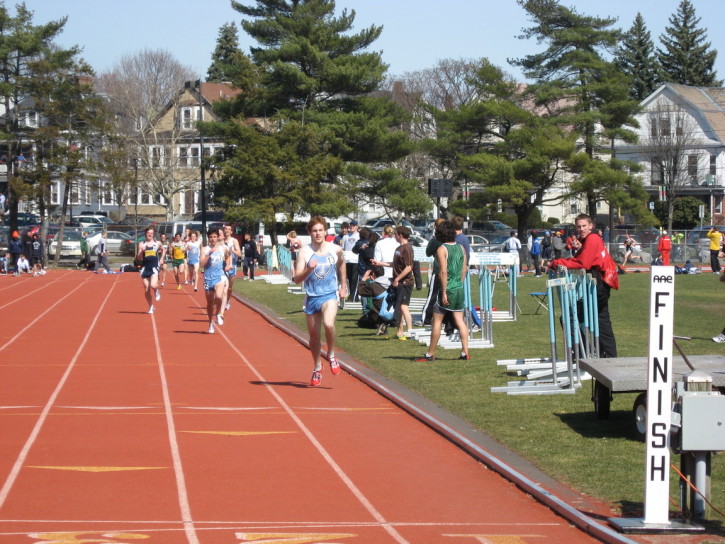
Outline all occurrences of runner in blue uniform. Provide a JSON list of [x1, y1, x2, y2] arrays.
[[293, 216, 347, 386], [200, 226, 230, 334], [137, 226, 165, 314]]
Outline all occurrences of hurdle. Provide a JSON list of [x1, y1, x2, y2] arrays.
[[470, 252, 520, 322], [492, 268, 596, 395]]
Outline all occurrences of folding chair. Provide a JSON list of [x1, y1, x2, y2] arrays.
[[529, 291, 548, 315]]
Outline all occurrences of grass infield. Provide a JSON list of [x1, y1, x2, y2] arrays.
[[236, 269, 724, 528]]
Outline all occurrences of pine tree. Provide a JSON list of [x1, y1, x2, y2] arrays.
[[511, 0, 642, 219], [209, 0, 411, 233], [615, 13, 660, 101], [207, 22, 247, 83], [657, 0, 721, 87]]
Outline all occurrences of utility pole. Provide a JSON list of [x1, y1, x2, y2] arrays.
[[198, 79, 207, 243]]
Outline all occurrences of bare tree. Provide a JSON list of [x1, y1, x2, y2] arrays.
[[95, 49, 198, 219], [638, 99, 702, 232]]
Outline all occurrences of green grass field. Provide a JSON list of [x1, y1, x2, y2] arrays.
[[235, 269, 725, 529]]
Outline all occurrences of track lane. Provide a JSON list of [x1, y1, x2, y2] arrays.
[[0, 272, 606, 543]]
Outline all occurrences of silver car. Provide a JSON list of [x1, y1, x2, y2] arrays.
[[87, 231, 133, 255]]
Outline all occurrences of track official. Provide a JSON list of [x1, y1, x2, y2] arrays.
[[548, 213, 618, 358]]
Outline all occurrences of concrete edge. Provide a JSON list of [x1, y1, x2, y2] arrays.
[[234, 291, 640, 544]]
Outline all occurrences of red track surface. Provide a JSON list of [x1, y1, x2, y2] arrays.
[[0, 271, 608, 543]]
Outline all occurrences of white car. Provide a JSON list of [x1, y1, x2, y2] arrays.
[[48, 230, 83, 257]]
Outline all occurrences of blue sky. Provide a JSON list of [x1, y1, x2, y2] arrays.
[[26, 0, 725, 83]]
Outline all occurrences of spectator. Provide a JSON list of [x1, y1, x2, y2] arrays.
[[242, 232, 260, 280], [341, 220, 360, 300], [16, 253, 31, 274], [503, 230, 521, 254], [706, 226, 723, 274], [373, 225, 399, 288], [657, 231, 672, 266], [30, 231, 44, 272], [413, 220, 470, 362], [9, 232, 22, 275], [373, 226, 414, 340], [78, 231, 90, 270], [93, 231, 112, 273], [420, 217, 447, 327], [530, 234, 542, 277]]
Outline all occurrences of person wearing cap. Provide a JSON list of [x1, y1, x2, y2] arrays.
[[657, 231, 672, 266], [341, 220, 360, 300]]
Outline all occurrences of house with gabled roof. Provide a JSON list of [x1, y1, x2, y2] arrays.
[[613, 83, 725, 219]]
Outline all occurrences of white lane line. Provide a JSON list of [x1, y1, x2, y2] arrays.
[[0, 277, 119, 510], [213, 326, 411, 544], [150, 313, 199, 544], [0, 274, 92, 353], [0, 271, 75, 308]]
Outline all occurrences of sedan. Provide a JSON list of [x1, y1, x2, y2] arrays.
[[87, 231, 133, 255], [48, 230, 84, 257]]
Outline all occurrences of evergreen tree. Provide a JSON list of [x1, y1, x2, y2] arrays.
[[207, 22, 248, 83], [511, 0, 642, 219], [208, 0, 410, 237], [657, 0, 721, 87], [615, 13, 660, 101], [0, 3, 77, 234]]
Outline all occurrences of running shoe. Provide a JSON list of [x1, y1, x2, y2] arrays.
[[225, 301, 231, 311], [459, 353, 471, 360], [217, 314, 224, 326], [155, 290, 161, 301], [413, 353, 435, 362], [177, 284, 181, 290], [713, 333, 725, 343], [193, 284, 198, 292], [310, 369, 322, 386], [329, 355, 341, 375], [161, 282, 165, 287], [393, 335, 408, 341], [148, 305, 154, 314], [376, 323, 388, 336], [208, 322, 215, 334]]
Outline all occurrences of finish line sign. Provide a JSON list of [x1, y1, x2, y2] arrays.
[[644, 266, 675, 524]]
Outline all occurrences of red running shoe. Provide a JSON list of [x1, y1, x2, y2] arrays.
[[413, 354, 435, 362], [310, 369, 322, 386], [459, 353, 471, 360], [329, 355, 341, 375]]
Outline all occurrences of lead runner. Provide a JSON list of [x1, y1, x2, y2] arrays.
[[137, 226, 165, 314], [293, 216, 347, 386]]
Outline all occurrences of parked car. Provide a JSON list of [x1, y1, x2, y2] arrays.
[[468, 220, 512, 236], [409, 234, 429, 249], [363, 218, 420, 235], [87, 230, 133, 255], [74, 215, 114, 228], [48, 230, 84, 257]]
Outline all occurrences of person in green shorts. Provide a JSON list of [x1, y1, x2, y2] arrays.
[[170, 232, 187, 289], [414, 220, 470, 362]]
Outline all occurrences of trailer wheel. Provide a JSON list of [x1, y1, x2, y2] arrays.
[[593, 381, 611, 420], [633, 393, 647, 442]]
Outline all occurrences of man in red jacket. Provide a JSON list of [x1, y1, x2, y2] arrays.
[[548, 214, 618, 359], [657, 231, 672, 265]]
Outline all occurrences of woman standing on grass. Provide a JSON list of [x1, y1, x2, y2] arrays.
[[200, 227, 230, 334], [414, 220, 470, 362]]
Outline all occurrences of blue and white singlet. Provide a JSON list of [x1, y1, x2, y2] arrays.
[[303, 249, 339, 297]]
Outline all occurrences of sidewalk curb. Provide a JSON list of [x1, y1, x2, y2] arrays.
[[235, 291, 641, 544]]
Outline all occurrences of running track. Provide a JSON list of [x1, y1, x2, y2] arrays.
[[0, 270, 611, 544]]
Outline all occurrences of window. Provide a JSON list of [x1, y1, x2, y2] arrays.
[[688, 155, 698, 180], [651, 158, 662, 183], [660, 118, 671, 137], [710, 155, 717, 176], [180, 106, 201, 130], [101, 181, 114, 206], [50, 181, 60, 205]]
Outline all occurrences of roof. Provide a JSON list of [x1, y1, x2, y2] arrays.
[[200, 82, 242, 104], [648, 83, 725, 143]]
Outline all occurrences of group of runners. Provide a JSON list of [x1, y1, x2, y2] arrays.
[[136, 224, 242, 334]]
